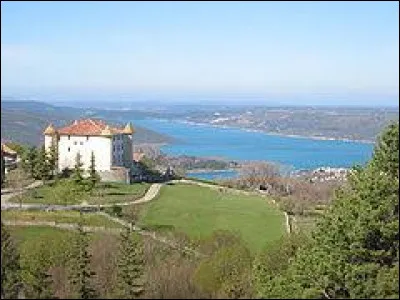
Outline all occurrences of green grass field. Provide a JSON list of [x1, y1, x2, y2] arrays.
[[2, 210, 124, 228], [9, 180, 150, 205], [137, 183, 286, 252]]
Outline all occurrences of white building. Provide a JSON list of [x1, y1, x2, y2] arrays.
[[43, 119, 134, 174]]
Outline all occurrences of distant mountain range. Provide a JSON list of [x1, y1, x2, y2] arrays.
[[1, 100, 175, 146]]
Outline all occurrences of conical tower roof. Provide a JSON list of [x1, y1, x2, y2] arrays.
[[123, 122, 134, 134], [43, 124, 56, 135]]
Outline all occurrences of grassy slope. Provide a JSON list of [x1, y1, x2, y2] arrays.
[[2, 210, 124, 228], [138, 183, 286, 252], [10, 181, 150, 205]]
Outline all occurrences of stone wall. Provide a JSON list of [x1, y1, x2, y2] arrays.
[[98, 167, 131, 184]]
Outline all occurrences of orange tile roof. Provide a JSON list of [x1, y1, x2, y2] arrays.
[[53, 119, 131, 136]]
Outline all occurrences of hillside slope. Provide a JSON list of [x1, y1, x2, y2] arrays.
[[1, 101, 174, 146]]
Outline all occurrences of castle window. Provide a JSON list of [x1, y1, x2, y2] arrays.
[[74, 141, 77, 145], [68, 147, 70, 152], [86, 136, 89, 141], [80, 141, 83, 145], [68, 135, 70, 140]]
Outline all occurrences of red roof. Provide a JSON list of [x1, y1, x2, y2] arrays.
[[56, 119, 125, 136]]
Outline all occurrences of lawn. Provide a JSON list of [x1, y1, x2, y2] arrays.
[[2, 210, 124, 228], [88, 182, 150, 204], [137, 183, 286, 252], [9, 180, 150, 205]]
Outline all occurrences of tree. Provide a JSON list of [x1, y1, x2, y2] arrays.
[[68, 222, 97, 299], [47, 143, 58, 178], [256, 122, 399, 299], [35, 146, 51, 182], [114, 227, 144, 299], [253, 232, 309, 298], [73, 152, 84, 186], [88, 151, 100, 190], [195, 232, 253, 298], [1, 222, 22, 299], [22, 239, 55, 299], [21, 146, 38, 177]]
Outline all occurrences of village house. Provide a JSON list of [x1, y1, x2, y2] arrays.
[[1, 143, 18, 174], [43, 118, 134, 183]]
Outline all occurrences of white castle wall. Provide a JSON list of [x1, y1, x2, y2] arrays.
[[55, 135, 112, 172]]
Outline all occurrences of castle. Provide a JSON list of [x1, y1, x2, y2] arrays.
[[43, 119, 134, 180]]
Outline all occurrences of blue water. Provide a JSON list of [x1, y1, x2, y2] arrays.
[[186, 169, 239, 181], [130, 118, 374, 179]]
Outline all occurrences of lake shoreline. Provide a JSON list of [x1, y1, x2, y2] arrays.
[[172, 119, 375, 145]]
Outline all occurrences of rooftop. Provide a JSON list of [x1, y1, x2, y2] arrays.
[[1, 144, 17, 155], [43, 119, 134, 136]]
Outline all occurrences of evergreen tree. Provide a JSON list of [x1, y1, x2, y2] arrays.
[[47, 143, 58, 178], [21, 146, 38, 177], [68, 222, 97, 299], [22, 239, 55, 299], [88, 151, 100, 190], [114, 226, 144, 299], [34, 146, 51, 182], [1, 222, 22, 299], [73, 152, 84, 186], [256, 122, 399, 299]]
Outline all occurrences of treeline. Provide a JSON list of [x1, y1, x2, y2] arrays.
[[1, 222, 143, 299], [5, 143, 100, 192]]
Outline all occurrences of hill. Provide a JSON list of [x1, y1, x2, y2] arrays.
[[1, 100, 175, 146]]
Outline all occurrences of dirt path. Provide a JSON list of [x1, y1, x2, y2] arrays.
[[1, 181, 43, 206]]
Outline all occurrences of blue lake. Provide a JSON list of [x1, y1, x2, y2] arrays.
[[186, 169, 240, 181], [131, 118, 374, 176]]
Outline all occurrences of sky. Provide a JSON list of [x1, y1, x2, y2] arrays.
[[1, 1, 399, 106]]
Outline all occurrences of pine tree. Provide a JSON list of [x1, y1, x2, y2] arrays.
[[88, 151, 100, 190], [73, 152, 84, 186], [1, 222, 22, 299], [35, 146, 51, 182], [256, 122, 399, 299], [114, 226, 144, 299], [21, 146, 38, 178], [47, 143, 58, 178], [68, 222, 97, 299], [23, 239, 55, 299]]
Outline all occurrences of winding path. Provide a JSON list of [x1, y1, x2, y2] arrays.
[[2, 178, 290, 255]]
